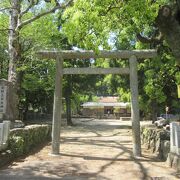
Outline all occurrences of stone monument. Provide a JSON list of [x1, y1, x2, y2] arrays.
[[0, 79, 15, 122]]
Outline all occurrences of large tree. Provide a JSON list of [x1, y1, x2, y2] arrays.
[[0, 0, 72, 119], [155, 1, 180, 65], [61, 0, 180, 119], [62, 0, 180, 65]]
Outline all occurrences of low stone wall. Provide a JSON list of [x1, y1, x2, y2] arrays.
[[141, 125, 170, 160], [0, 124, 51, 167]]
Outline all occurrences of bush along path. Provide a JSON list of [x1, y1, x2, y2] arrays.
[[0, 119, 179, 180], [0, 124, 51, 167]]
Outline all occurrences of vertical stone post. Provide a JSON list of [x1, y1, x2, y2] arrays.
[[51, 55, 63, 155], [2, 121, 11, 143], [129, 55, 141, 157], [167, 122, 180, 170], [0, 123, 3, 144], [170, 122, 177, 153], [175, 124, 180, 155]]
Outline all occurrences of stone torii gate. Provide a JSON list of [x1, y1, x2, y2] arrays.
[[38, 49, 157, 157]]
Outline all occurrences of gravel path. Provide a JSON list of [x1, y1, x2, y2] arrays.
[[0, 118, 179, 180]]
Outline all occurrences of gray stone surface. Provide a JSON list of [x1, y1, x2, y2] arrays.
[[2, 121, 11, 143], [141, 126, 170, 160], [175, 125, 180, 155], [170, 122, 177, 153], [38, 49, 157, 59], [167, 153, 180, 171], [170, 122, 180, 155], [0, 121, 10, 151], [51, 57, 63, 155], [0, 123, 3, 144], [129, 55, 141, 157], [161, 140, 170, 160], [0, 79, 15, 121], [0, 85, 7, 114]]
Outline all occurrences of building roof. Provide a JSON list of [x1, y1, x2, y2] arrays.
[[81, 96, 130, 108], [82, 102, 130, 108], [99, 96, 119, 103]]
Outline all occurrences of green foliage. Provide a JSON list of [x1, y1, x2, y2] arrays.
[[117, 88, 131, 102], [0, 0, 178, 119], [8, 136, 25, 156], [62, 0, 167, 49], [176, 72, 180, 84], [114, 107, 120, 114], [8, 125, 51, 157], [144, 68, 166, 103], [0, 12, 9, 79]]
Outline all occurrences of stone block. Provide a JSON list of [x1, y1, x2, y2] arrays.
[[155, 138, 161, 152], [170, 122, 180, 155], [170, 122, 178, 153], [141, 126, 170, 160], [172, 154, 180, 171], [2, 121, 10, 143], [167, 152, 175, 168], [175, 125, 180, 155], [162, 140, 170, 160], [150, 139, 156, 152], [0, 123, 3, 144]]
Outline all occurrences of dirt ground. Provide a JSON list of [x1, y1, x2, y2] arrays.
[[0, 118, 179, 180]]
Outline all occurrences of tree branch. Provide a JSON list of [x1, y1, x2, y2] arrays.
[[0, 28, 14, 32], [0, 7, 12, 12], [177, 0, 180, 9], [136, 33, 163, 44], [20, 0, 39, 18], [17, 0, 73, 30]]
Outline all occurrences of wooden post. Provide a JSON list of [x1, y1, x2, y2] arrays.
[[51, 56, 63, 155], [129, 55, 141, 157]]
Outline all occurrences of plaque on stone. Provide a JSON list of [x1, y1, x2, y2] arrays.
[[0, 85, 7, 114]]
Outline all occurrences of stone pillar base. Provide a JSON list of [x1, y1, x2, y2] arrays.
[[167, 152, 180, 171]]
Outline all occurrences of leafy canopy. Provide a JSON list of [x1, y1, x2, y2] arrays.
[[62, 0, 167, 50]]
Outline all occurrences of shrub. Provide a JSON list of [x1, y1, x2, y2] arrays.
[[7, 125, 51, 157]]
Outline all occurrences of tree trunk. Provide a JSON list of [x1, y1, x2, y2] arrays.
[[151, 99, 157, 124], [65, 76, 73, 125], [156, 5, 180, 65], [6, 0, 71, 122], [8, 0, 21, 83], [8, 0, 21, 120], [0, 59, 3, 77], [65, 95, 73, 125]]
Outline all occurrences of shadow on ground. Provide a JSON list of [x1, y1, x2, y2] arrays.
[[0, 142, 153, 180], [0, 118, 178, 180]]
